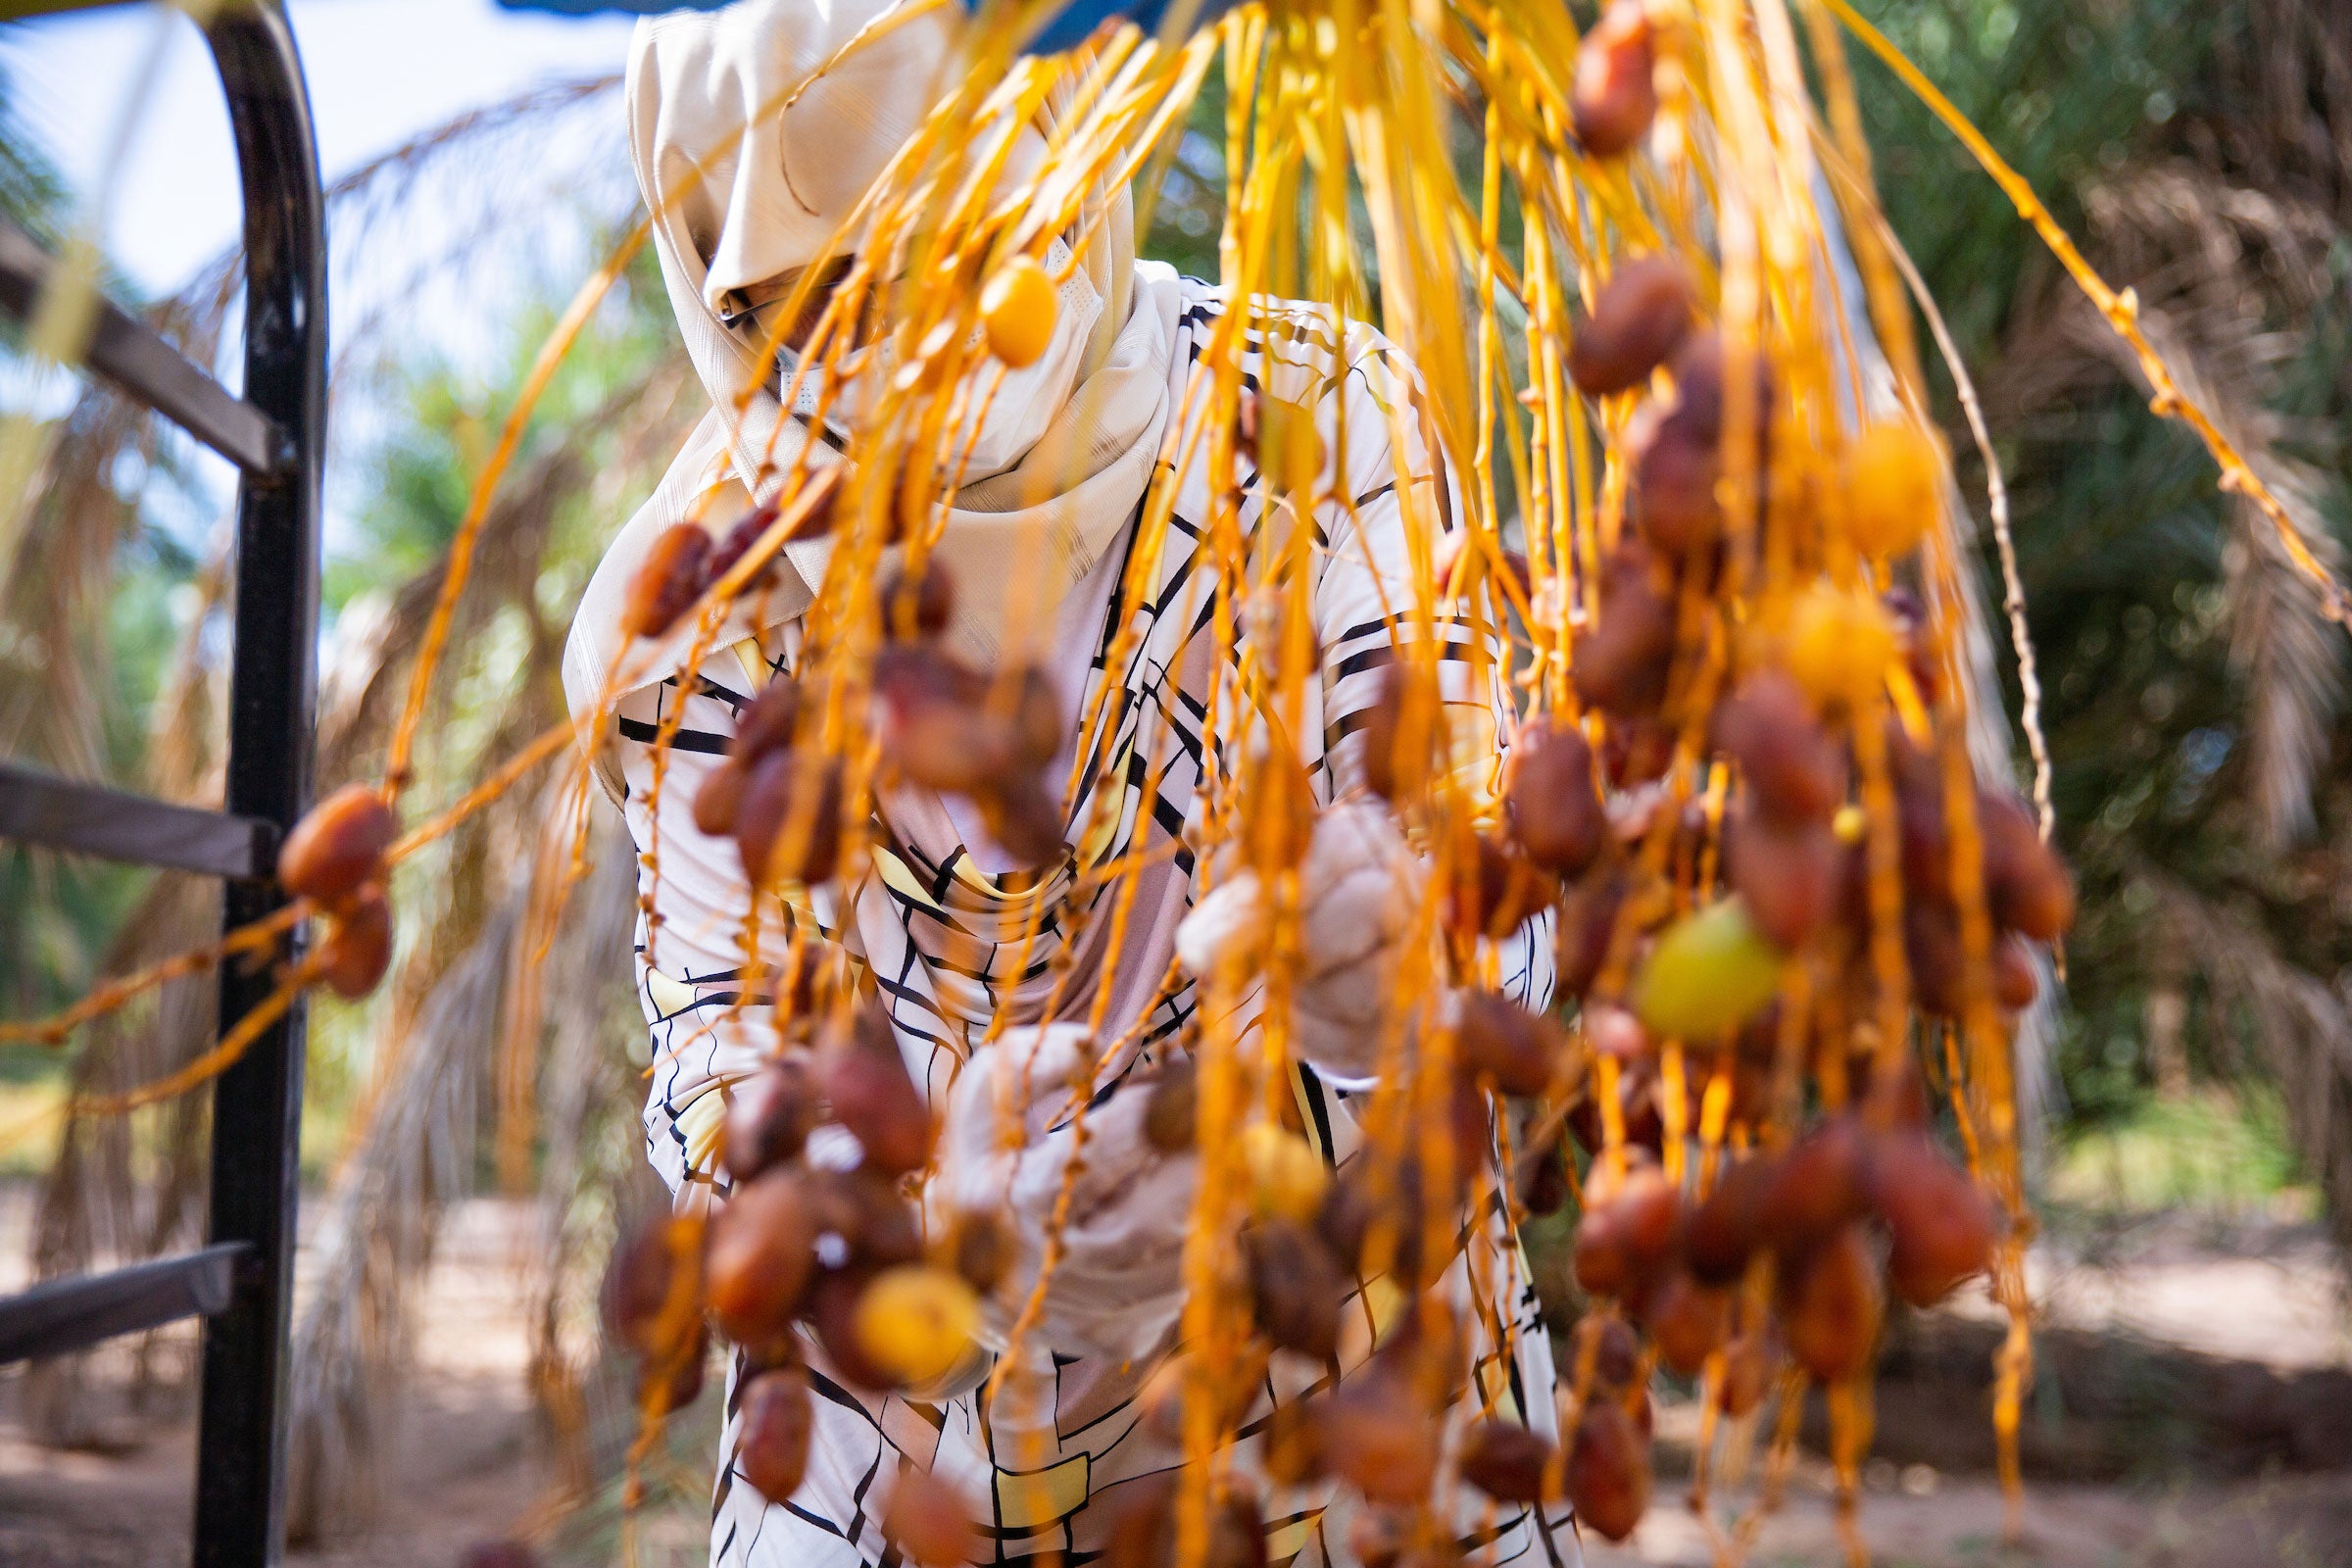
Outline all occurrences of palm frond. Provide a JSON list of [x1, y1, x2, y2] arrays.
[[284, 896, 518, 1543], [522, 805, 650, 1495]]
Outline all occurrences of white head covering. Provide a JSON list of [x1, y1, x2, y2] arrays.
[[565, 0, 1189, 739]]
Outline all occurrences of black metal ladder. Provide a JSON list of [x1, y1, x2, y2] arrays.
[[0, 3, 324, 1564]]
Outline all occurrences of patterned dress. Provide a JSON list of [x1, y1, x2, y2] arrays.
[[603, 273, 1583, 1568]]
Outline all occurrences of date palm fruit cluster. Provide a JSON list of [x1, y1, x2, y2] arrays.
[[1317, 55, 2071, 1539], [67, 0, 2286, 1553], [603, 998, 998, 1560], [625, 495, 1070, 878], [561, 0, 2085, 1552]]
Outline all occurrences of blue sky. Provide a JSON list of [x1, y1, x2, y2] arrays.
[[3, 1, 652, 555], [4, 0, 638, 296]]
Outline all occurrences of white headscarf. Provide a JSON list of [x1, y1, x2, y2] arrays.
[[565, 0, 1189, 736]]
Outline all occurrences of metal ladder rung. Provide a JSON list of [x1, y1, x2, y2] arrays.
[[0, 761, 280, 880], [0, 216, 290, 479], [0, 1244, 252, 1365]]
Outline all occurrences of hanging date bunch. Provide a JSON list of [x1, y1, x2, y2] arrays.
[[35, 0, 2348, 1556], [543, 0, 2105, 1550]]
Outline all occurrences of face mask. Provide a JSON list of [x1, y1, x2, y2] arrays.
[[775, 235, 1103, 482]]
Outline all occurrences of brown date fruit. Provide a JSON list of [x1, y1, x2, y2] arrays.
[[1514, 1132, 1572, 1217], [1568, 257, 1696, 397], [874, 652, 1058, 799], [817, 1004, 933, 1177], [1776, 1226, 1883, 1382], [872, 647, 995, 794], [1868, 1130, 1997, 1307], [1261, 1398, 1328, 1486], [936, 1207, 1011, 1296], [706, 1168, 819, 1345], [1850, 1053, 1932, 1129], [639, 1316, 710, 1414], [1571, 0, 1656, 160], [278, 783, 398, 907], [1502, 716, 1606, 877], [1630, 400, 1721, 558], [1715, 1326, 1778, 1417], [1318, 1158, 1433, 1280], [1359, 660, 1443, 803], [1685, 1155, 1770, 1286], [1565, 1054, 1666, 1158], [1322, 1375, 1442, 1505], [884, 1467, 979, 1568], [1143, 1055, 1199, 1152], [976, 773, 1066, 868], [735, 749, 844, 887], [1245, 1218, 1346, 1359], [1577, 1313, 1642, 1396], [1664, 330, 1770, 449], [702, 500, 781, 590], [1573, 1159, 1680, 1300], [1004, 663, 1064, 770], [1458, 1418, 1558, 1503], [1886, 735, 1951, 904], [602, 1216, 693, 1356], [1572, 547, 1677, 717], [1442, 1072, 1497, 1193], [1904, 899, 1967, 1019], [622, 522, 712, 640], [1446, 835, 1560, 943], [1714, 672, 1844, 825], [879, 563, 955, 640], [1756, 1115, 1869, 1252], [732, 678, 803, 764], [1238, 737, 1318, 869], [1374, 1299, 1470, 1396], [1642, 1270, 1729, 1376], [1981, 790, 2075, 941], [317, 884, 395, 1000], [1726, 807, 1836, 951], [1102, 1472, 1267, 1568], [1601, 713, 1678, 790], [724, 1059, 821, 1183], [807, 1167, 925, 1271], [1565, 1398, 1650, 1542], [1555, 869, 1630, 1000], [1137, 1347, 1270, 1448], [693, 758, 749, 836], [1354, 1510, 1468, 1568], [1453, 988, 1566, 1099], [1992, 935, 2040, 1011], [806, 1269, 897, 1389], [735, 1363, 814, 1502]]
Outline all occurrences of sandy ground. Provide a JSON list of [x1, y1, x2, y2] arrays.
[[1, 1190, 2347, 1567]]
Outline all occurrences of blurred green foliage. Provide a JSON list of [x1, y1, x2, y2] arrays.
[[1847, 0, 2352, 1159]]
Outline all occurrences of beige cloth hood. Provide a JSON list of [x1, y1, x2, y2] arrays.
[[565, 0, 1186, 764]]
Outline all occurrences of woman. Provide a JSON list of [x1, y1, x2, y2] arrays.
[[564, 2, 1577, 1563]]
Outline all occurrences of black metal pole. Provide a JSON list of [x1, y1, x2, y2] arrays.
[[192, 5, 325, 1566]]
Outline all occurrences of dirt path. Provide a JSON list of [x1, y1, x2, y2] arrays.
[[1578, 1442, 2352, 1567]]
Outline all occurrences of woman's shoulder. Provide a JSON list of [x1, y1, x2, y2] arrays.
[[1152, 272, 1422, 443]]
